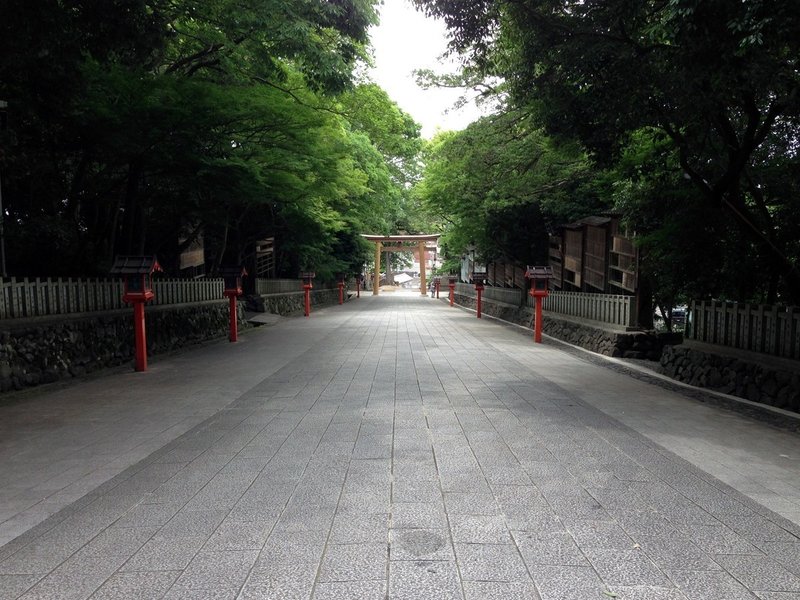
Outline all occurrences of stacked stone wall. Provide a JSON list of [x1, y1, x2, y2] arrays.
[[247, 289, 342, 316], [449, 292, 679, 359], [0, 288, 344, 393], [660, 345, 800, 412], [0, 301, 249, 392]]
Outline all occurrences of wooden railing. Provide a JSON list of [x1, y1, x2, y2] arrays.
[[0, 277, 225, 320], [688, 300, 800, 360], [454, 283, 524, 306], [255, 278, 341, 295], [538, 291, 637, 329], [454, 284, 637, 329]]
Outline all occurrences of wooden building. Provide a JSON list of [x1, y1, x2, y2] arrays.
[[549, 214, 638, 295]]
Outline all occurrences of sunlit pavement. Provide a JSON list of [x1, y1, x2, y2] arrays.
[[1, 293, 799, 599]]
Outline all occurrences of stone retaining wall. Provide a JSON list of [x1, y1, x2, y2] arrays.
[[0, 300, 249, 392], [247, 289, 343, 316], [660, 345, 800, 412], [449, 292, 680, 359], [0, 288, 346, 393]]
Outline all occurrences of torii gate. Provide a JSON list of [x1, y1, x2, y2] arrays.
[[362, 234, 440, 296]]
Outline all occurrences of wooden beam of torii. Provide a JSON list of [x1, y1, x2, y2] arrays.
[[361, 234, 440, 296]]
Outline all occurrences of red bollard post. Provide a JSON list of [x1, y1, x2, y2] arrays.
[[338, 281, 344, 305], [300, 271, 315, 317], [472, 271, 487, 319], [448, 276, 456, 306], [221, 266, 247, 343], [525, 266, 554, 344], [227, 294, 238, 342], [110, 255, 161, 373], [435, 278, 440, 299], [132, 300, 147, 372], [534, 295, 543, 343]]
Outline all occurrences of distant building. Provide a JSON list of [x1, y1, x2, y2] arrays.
[[549, 214, 638, 295]]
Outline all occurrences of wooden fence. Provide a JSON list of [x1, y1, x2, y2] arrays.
[[454, 283, 637, 329], [0, 277, 226, 320], [454, 283, 524, 306], [256, 278, 342, 295], [538, 291, 637, 329], [0, 276, 351, 320], [687, 300, 800, 360]]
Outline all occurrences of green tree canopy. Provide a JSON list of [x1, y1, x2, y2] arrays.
[[416, 108, 601, 271], [414, 0, 800, 301], [1, 0, 421, 280]]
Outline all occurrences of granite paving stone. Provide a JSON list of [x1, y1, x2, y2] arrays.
[[391, 502, 448, 529], [513, 531, 589, 567], [449, 514, 511, 544], [390, 528, 455, 561], [529, 564, 608, 600], [318, 542, 388, 582], [714, 554, 800, 592], [667, 569, 760, 600], [609, 585, 690, 600], [454, 542, 530, 582], [462, 581, 540, 600], [582, 546, 670, 587], [389, 560, 463, 600], [635, 535, 722, 571], [311, 580, 387, 600], [87, 570, 179, 599], [119, 535, 207, 572]]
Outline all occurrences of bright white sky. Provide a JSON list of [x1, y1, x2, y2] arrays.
[[367, 0, 486, 138]]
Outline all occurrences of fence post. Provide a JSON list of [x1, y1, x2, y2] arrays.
[[769, 305, 780, 355], [0, 279, 7, 319]]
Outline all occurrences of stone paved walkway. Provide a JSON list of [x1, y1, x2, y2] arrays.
[[1, 292, 799, 600]]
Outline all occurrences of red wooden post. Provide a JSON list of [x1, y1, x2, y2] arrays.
[[221, 266, 247, 343], [110, 255, 161, 373], [227, 294, 238, 342], [301, 272, 315, 317], [435, 278, 440, 299], [472, 271, 487, 319], [448, 276, 456, 307], [525, 265, 554, 344], [132, 300, 147, 371], [534, 295, 544, 343], [338, 281, 344, 305]]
